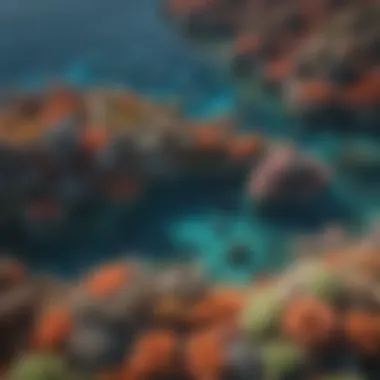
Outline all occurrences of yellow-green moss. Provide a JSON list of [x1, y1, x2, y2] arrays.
[[261, 339, 306, 380], [7, 353, 91, 380], [239, 287, 285, 340]]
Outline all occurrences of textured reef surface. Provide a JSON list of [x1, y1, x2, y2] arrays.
[[0, 0, 380, 378], [164, 0, 380, 130], [3, 232, 380, 379]]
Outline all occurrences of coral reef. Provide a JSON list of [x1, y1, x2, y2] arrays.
[[1, 227, 380, 379], [0, 86, 266, 236], [246, 143, 331, 204], [163, 0, 380, 130]]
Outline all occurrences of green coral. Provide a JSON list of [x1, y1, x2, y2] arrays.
[[239, 287, 285, 340], [7, 353, 91, 380], [261, 339, 306, 380]]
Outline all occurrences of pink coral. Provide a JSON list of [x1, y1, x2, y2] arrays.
[[247, 145, 331, 202]]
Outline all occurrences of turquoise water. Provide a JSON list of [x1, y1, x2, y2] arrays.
[[3, 0, 379, 282]]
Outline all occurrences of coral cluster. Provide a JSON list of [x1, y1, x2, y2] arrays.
[[1, 259, 249, 380], [246, 143, 331, 204], [238, 233, 380, 379], [163, 0, 380, 130], [0, 86, 264, 233], [3, 229, 380, 379], [0, 84, 336, 235]]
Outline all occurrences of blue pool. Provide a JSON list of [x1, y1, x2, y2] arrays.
[[2, 0, 378, 282]]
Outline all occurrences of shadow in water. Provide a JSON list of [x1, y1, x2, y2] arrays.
[[254, 186, 356, 232], [10, 174, 247, 278]]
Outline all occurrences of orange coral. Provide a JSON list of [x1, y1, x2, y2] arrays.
[[344, 311, 380, 356], [82, 263, 132, 299], [187, 287, 248, 329], [152, 296, 185, 324], [184, 328, 225, 380], [338, 69, 380, 108], [263, 57, 293, 84], [39, 88, 80, 126], [280, 296, 336, 348], [30, 305, 72, 352], [120, 330, 177, 380], [193, 125, 226, 151], [226, 135, 262, 160], [79, 127, 108, 153], [291, 80, 336, 105]]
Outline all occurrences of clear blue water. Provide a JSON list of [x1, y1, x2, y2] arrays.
[[2, 0, 377, 282]]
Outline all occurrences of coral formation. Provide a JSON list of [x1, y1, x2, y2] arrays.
[[1, 227, 380, 379], [163, 0, 380, 130], [0, 86, 269, 236], [246, 144, 330, 204]]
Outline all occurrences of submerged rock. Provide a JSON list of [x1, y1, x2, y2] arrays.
[[66, 321, 127, 371], [247, 144, 331, 204], [154, 264, 208, 304], [222, 337, 262, 380]]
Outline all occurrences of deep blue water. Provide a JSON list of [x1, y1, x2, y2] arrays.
[[0, 0, 232, 115], [2, 0, 377, 282]]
